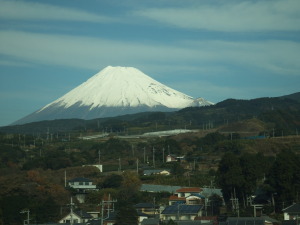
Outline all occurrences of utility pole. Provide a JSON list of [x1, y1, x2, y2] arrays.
[[152, 147, 155, 168], [100, 197, 117, 225], [132, 144, 134, 156], [162, 147, 165, 163], [118, 158, 121, 172], [20, 209, 30, 225], [64, 170, 67, 187], [98, 150, 101, 164], [230, 189, 239, 217], [68, 197, 75, 225], [136, 158, 139, 174]]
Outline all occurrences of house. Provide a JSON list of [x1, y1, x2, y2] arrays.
[[176, 187, 202, 198], [143, 169, 170, 176], [161, 204, 203, 221], [59, 210, 92, 224], [169, 195, 187, 205], [283, 203, 300, 221], [68, 177, 97, 203], [166, 154, 177, 162], [186, 194, 205, 205], [137, 211, 150, 224], [135, 203, 158, 215], [169, 187, 205, 206], [68, 177, 97, 191]]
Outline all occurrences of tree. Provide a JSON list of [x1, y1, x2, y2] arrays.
[[101, 174, 123, 189], [170, 162, 185, 177], [208, 194, 224, 215], [117, 171, 142, 206], [115, 205, 138, 225], [217, 152, 245, 203], [266, 150, 300, 210]]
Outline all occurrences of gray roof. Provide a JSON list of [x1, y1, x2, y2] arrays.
[[226, 217, 265, 225], [282, 220, 300, 225], [135, 203, 156, 209], [177, 221, 203, 225], [140, 184, 183, 193], [283, 203, 300, 213], [162, 205, 203, 215], [141, 218, 160, 225], [74, 210, 93, 219], [201, 188, 223, 197], [69, 177, 93, 183]]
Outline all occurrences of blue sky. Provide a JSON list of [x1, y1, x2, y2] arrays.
[[0, 0, 300, 126]]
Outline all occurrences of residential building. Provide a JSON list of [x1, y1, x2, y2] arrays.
[[169, 187, 205, 206], [166, 154, 177, 162], [161, 204, 203, 221], [143, 169, 170, 176], [68, 177, 97, 191], [58, 210, 92, 224], [68, 177, 97, 203], [283, 203, 300, 221], [135, 203, 158, 215]]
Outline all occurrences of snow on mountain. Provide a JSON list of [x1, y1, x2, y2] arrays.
[[13, 66, 213, 125]]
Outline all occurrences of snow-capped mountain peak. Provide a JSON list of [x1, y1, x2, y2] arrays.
[[40, 66, 194, 110], [13, 66, 213, 125]]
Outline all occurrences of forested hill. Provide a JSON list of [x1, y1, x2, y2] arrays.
[[1, 92, 299, 135], [177, 95, 300, 134]]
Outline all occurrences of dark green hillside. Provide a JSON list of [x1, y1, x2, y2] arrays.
[[280, 91, 300, 102], [1, 92, 300, 135]]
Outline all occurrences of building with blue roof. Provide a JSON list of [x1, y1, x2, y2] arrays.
[[161, 204, 204, 221]]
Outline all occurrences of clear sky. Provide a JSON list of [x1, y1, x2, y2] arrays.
[[0, 0, 300, 126]]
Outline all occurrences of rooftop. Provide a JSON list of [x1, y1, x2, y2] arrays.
[[283, 203, 300, 213], [176, 187, 202, 193], [162, 205, 203, 215]]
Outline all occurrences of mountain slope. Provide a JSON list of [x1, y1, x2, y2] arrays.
[[13, 66, 212, 125]]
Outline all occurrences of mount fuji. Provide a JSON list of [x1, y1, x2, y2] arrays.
[[13, 66, 213, 125]]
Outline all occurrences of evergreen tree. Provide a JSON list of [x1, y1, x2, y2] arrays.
[[115, 205, 138, 225], [217, 152, 245, 202], [266, 150, 300, 210]]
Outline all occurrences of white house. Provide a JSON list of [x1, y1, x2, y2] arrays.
[[59, 210, 92, 224], [68, 177, 97, 191], [168, 187, 204, 206], [68, 177, 97, 203]]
